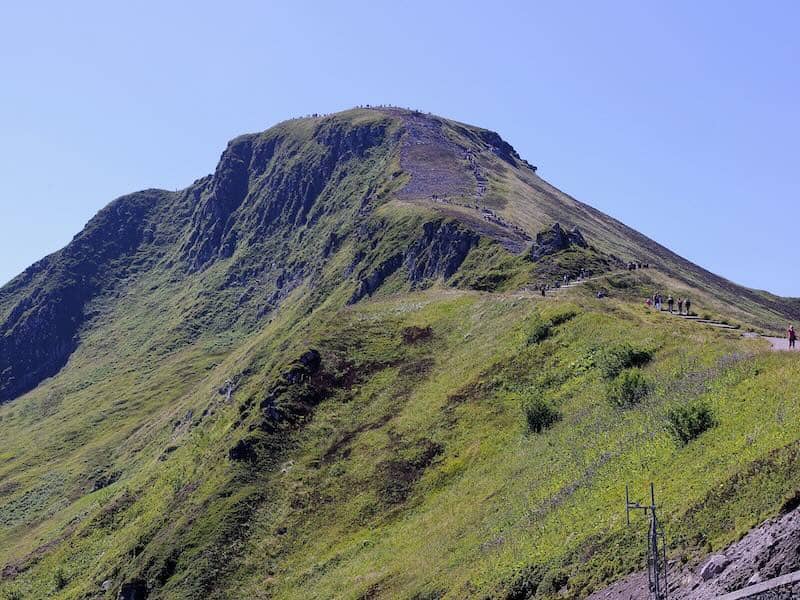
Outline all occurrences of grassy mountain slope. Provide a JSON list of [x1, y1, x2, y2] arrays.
[[1, 108, 799, 600]]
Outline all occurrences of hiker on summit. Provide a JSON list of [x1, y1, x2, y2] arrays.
[[790, 324, 797, 349], [667, 295, 674, 313]]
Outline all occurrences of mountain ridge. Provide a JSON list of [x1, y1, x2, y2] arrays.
[[2, 107, 800, 600], [2, 107, 796, 404]]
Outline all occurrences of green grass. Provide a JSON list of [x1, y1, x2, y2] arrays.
[[2, 260, 799, 600]]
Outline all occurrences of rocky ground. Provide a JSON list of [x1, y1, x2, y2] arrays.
[[392, 109, 477, 200], [586, 502, 800, 599]]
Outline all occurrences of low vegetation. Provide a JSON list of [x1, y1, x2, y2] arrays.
[[523, 394, 562, 433], [607, 369, 651, 408], [667, 401, 718, 445], [597, 343, 654, 379]]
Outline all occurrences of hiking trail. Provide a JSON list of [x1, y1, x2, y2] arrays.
[[527, 269, 799, 353]]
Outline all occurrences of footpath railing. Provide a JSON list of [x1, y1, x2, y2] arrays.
[[715, 570, 800, 600]]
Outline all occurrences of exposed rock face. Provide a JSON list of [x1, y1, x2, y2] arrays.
[[404, 220, 480, 284], [349, 219, 479, 303], [700, 554, 731, 580], [181, 120, 392, 272], [529, 223, 588, 261], [586, 504, 800, 600], [228, 438, 257, 462], [118, 579, 148, 600], [0, 190, 170, 403], [255, 348, 326, 432]]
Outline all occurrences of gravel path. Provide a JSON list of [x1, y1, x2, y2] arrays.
[[762, 336, 800, 352], [552, 272, 798, 354]]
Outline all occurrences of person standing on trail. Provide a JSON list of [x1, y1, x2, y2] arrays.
[[789, 324, 797, 349], [540, 285, 546, 297], [685, 298, 691, 316], [667, 295, 674, 313], [677, 298, 684, 315]]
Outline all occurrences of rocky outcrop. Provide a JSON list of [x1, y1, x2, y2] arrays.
[[181, 120, 392, 271], [528, 223, 587, 261], [228, 438, 257, 462], [256, 348, 325, 432], [181, 136, 255, 269], [404, 220, 480, 284], [0, 189, 170, 403], [586, 503, 800, 600], [349, 220, 479, 303], [118, 579, 148, 600], [475, 129, 520, 166], [349, 254, 404, 304]]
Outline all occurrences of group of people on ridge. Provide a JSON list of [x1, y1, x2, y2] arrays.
[[646, 293, 691, 315]]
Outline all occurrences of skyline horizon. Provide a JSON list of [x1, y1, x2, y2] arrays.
[[2, 1, 798, 297]]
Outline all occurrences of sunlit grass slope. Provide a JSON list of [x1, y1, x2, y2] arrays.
[[2, 269, 799, 599]]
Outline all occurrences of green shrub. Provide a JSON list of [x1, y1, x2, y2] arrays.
[[527, 322, 551, 345], [598, 343, 653, 379], [53, 566, 68, 591], [527, 310, 578, 345], [548, 309, 578, 327], [607, 369, 650, 408], [524, 397, 561, 433], [667, 402, 717, 445], [538, 567, 569, 595]]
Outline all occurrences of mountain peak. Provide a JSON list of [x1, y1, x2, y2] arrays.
[[2, 106, 800, 600], [1, 108, 798, 404]]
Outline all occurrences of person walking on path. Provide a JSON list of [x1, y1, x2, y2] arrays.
[[667, 295, 674, 313], [678, 298, 684, 315], [790, 324, 797, 349], [685, 298, 691, 316]]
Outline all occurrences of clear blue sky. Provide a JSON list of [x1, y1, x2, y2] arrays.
[[1, 1, 798, 294]]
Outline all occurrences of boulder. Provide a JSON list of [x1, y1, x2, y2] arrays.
[[529, 223, 587, 261], [298, 349, 321, 373], [228, 438, 257, 462], [118, 579, 147, 600], [699, 554, 730, 580]]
